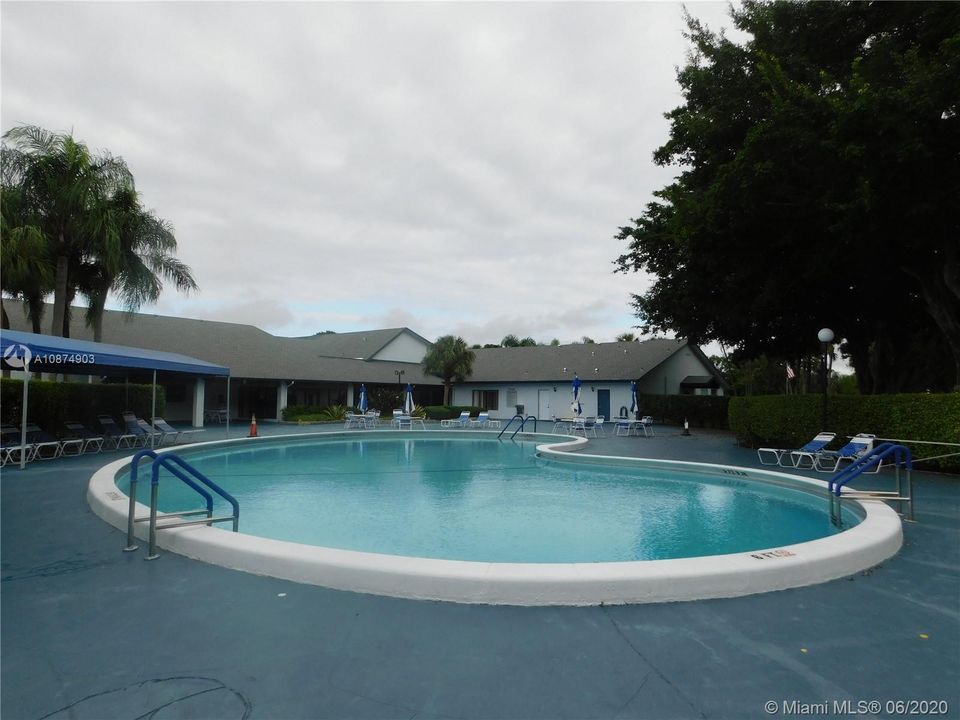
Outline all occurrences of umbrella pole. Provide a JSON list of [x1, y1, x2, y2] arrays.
[[20, 358, 29, 470]]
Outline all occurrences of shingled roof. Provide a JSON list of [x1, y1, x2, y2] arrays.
[[3, 303, 442, 384], [465, 339, 690, 383]]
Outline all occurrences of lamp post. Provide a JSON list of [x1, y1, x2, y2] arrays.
[[818, 328, 834, 429]]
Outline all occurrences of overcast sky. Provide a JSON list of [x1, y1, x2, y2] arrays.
[[2, 1, 745, 347]]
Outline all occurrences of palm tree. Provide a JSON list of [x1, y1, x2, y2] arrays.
[[0, 180, 53, 332], [2, 125, 132, 336], [79, 186, 198, 341], [423, 335, 475, 406]]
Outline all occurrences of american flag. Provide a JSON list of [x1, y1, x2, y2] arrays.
[[786, 364, 796, 380]]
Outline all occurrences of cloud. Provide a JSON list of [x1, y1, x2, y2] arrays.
[[1, 2, 743, 349]]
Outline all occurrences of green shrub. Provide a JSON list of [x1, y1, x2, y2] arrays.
[[635, 394, 730, 429], [282, 404, 328, 420], [317, 404, 348, 421], [0, 378, 164, 438], [729, 393, 960, 471]]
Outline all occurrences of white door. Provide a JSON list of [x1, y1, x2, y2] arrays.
[[538, 389, 552, 419]]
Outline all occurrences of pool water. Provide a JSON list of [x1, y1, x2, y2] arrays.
[[118, 437, 857, 563]]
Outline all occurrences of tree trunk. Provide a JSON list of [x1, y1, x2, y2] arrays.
[[443, 381, 451, 407], [62, 285, 75, 338], [904, 253, 960, 391], [50, 252, 69, 337]]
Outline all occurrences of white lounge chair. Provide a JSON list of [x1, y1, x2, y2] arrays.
[[814, 433, 878, 473], [441, 411, 471, 428], [758, 432, 836, 468]]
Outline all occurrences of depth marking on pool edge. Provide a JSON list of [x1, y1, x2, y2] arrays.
[[749, 549, 798, 560]]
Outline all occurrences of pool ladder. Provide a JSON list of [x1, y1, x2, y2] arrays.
[[828, 443, 914, 527], [124, 449, 240, 560], [498, 414, 538, 440]]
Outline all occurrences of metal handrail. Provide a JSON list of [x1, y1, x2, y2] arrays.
[[828, 443, 914, 525], [123, 449, 240, 559], [497, 414, 538, 440]]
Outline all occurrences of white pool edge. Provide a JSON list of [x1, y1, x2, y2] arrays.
[[87, 431, 903, 606]]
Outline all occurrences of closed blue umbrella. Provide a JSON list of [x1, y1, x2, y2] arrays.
[[403, 383, 415, 415], [358, 384, 369, 412], [571, 374, 583, 417], [630, 381, 638, 419]]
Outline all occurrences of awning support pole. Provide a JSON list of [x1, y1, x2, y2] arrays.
[[20, 358, 30, 470], [226, 375, 231, 439], [150, 369, 157, 449]]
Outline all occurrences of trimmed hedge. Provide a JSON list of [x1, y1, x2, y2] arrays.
[[282, 404, 328, 421], [422, 405, 483, 420], [636, 393, 730, 429], [0, 378, 164, 438], [729, 393, 960, 471]]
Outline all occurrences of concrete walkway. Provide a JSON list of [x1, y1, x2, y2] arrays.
[[2, 423, 958, 719]]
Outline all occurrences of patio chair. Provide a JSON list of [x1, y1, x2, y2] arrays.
[[441, 411, 471, 428], [614, 418, 634, 436], [814, 433, 878, 473], [638, 416, 655, 438], [24, 424, 68, 460], [98, 415, 137, 450], [582, 416, 598, 437], [594, 417, 606, 436], [63, 421, 105, 454], [758, 432, 835, 468]]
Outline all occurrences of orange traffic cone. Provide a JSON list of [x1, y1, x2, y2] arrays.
[[249, 414, 258, 437]]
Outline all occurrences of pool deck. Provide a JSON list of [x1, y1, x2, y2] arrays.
[[2, 422, 958, 719]]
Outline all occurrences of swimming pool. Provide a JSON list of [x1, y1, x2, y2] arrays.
[[116, 436, 859, 563], [88, 431, 903, 605]]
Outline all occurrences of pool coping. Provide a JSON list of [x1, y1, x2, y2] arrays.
[[86, 430, 903, 606]]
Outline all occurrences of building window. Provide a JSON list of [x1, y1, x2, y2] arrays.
[[506, 389, 517, 408], [472, 389, 499, 410]]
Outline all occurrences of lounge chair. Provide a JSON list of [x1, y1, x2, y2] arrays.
[[758, 432, 835, 468], [98, 415, 137, 450], [1, 425, 34, 465], [814, 433, 878, 473], [153, 418, 202, 445], [468, 412, 490, 429], [63, 421, 105, 454], [441, 411, 471, 428], [24, 424, 68, 460], [121, 412, 161, 447]]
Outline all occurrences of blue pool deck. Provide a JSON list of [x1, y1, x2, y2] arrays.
[[2, 423, 958, 719]]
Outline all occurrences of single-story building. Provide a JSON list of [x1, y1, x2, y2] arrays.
[[452, 340, 726, 420], [3, 302, 443, 424], [3, 301, 726, 424]]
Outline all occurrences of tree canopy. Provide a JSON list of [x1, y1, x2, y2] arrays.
[[614, 1, 960, 392], [1, 125, 196, 339]]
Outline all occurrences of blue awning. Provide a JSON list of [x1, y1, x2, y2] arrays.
[[0, 329, 229, 377]]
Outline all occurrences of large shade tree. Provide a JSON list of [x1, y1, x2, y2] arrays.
[[614, 1, 960, 392], [423, 335, 476, 406]]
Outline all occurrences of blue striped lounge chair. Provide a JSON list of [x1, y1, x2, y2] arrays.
[[757, 432, 836, 468]]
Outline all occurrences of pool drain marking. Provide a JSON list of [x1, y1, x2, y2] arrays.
[[749, 549, 797, 560]]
